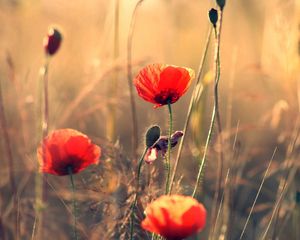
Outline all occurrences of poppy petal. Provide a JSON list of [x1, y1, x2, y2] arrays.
[[134, 64, 194, 107], [141, 195, 206, 240], [37, 128, 101, 176]]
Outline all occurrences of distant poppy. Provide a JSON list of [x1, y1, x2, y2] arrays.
[[43, 27, 62, 56], [144, 131, 183, 164], [37, 129, 101, 176], [134, 64, 194, 108], [141, 195, 206, 240]]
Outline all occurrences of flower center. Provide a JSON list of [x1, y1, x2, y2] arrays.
[[154, 90, 180, 105]]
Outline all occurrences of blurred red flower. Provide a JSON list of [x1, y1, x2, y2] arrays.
[[37, 129, 101, 176], [141, 195, 206, 240], [43, 27, 62, 56], [134, 64, 194, 108]]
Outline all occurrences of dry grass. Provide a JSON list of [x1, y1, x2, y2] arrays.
[[1, 0, 300, 239]]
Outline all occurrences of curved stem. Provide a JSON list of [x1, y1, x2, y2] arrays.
[[166, 102, 173, 194], [127, 0, 144, 163], [169, 27, 212, 193], [69, 169, 78, 240], [130, 147, 148, 240], [192, 12, 224, 198], [209, 10, 225, 239]]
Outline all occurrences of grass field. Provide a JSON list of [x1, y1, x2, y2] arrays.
[[0, 0, 300, 239]]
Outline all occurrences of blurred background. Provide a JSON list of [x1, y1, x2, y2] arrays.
[[0, 0, 300, 239]]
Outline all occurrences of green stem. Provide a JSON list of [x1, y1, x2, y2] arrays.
[[166, 102, 173, 194], [209, 10, 225, 240], [192, 106, 216, 198], [69, 168, 78, 240], [168, 27, 212, 193], [130, 147, 148, 240], [192, 15, 223, 198]]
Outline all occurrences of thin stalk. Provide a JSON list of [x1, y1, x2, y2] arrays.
[[192, 102, 216, 198], [127, 0, 144, 163], [192, 16, 224, 198], [165, 102, 173, 194], [130, 147, 148, 240], [213, 169, 231, 240], [106, 0, 120, 141], [31, 217, 37, 240], [260, 117, 299, 240], [36, 58, 50, 239], [169, 27, 212, 193], [209, 9, 225, 239], [261, 159, 300, 239], [239, 148, 277, 240], [42, 59, 49, 138], [69, 169, 78, 240], [268, 116, 300, 238], [0, 75, 17, 238]]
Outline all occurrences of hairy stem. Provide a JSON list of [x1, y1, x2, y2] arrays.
[[192, 10, 224, 199], [209, 9, 225, 239], [165, 102, 173, 194]]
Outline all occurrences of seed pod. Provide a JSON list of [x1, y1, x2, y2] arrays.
[[43, 27, 62, 56], [216, 0, 226, 10], [145, 125, 161, 148], [208, 8, 218, 28]]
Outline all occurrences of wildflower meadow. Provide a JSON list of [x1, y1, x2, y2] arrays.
[[0, 0, 300, 239]]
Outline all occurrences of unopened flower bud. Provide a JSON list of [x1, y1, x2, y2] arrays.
[[145, 125, 161, 148], [43, 27, 62, 56], [216, 0, 226, 11], [208, 8, 218, 28]]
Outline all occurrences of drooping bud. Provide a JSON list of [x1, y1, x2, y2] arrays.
[[145, 125, 161, 148], [43, 27, 62, 56], [144, 130, 184, 164], [216, 0, 226, 11], [208, 8, 218, 28]]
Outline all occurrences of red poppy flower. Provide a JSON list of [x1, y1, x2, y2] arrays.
[[141, 195, 206, 240], [43, 27, 62, 56], [37, 129, 101, 176], [134, 64, 195, 108]]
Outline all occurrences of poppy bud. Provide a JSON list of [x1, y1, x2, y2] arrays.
[[216, 0, 226, 10], [43, 27, 62, 56], [208, 8, 218, 28], [145, 125, 161, 148]]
